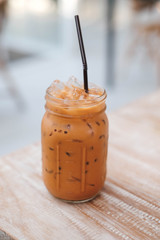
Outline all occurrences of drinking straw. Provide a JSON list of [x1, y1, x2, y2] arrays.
[[75, 15, 88, 92]]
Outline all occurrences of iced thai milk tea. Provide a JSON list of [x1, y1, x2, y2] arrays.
[[41, 77, 108, 202]]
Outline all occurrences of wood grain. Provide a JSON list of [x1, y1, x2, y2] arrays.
[[0, 91, 160, 240]]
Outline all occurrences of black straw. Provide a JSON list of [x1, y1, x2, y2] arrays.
[[75, 15, 88, 93]]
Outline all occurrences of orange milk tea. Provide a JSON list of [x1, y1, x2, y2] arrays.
[[41, 77, 108, 202]]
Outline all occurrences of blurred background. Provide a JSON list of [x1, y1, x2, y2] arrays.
[[0, 0, 160, 155]]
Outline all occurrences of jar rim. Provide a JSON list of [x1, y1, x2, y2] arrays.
[[46, 88, 107, 108]]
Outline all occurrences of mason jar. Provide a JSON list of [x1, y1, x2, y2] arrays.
[[41, 86, 108, 203]]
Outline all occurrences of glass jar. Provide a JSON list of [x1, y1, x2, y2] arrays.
[[41, 87, 108, 203]]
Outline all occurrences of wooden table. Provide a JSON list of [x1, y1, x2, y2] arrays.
[[0, 91, 160, 240]]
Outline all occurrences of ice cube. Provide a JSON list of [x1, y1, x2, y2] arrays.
[[51, 80, 65, 91], [88, 82, 103, 95], [48, 77, 103, 101], [67, 76, 82, 89], [49, 80, 65, 97]]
